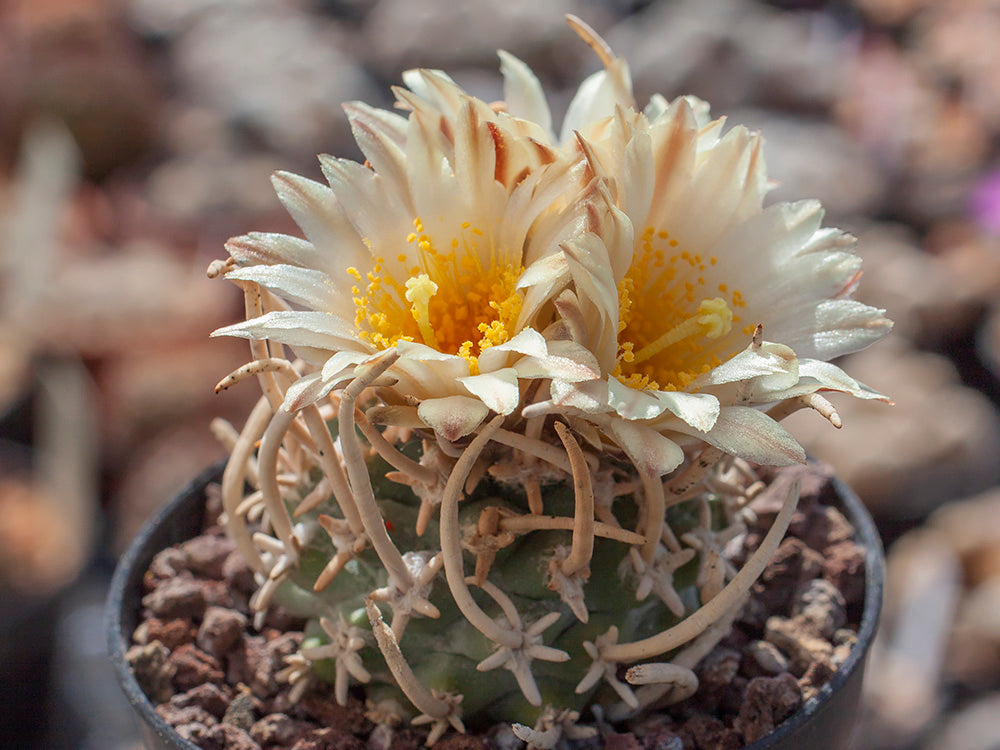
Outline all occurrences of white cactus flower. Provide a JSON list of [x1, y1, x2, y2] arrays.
[[503, 25, 892, 476], [213, 74, 602, 437]]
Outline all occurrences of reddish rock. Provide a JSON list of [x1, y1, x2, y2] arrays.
[[181, 533, 235, 579], [790, 505, 855, 552], [250, 713, 315, 747], [735, 673, 802, 744], [175, 720, 223, 749], [170, 643, 225, 691], [823, 540, 867, 607], [753, 538, 825, 615], [142, 576, 209, 620], [143, 617, 197, 651], [223, 550, 258, 595], [146, 547, 189, 584], [227, 634, 266, 687], [290, 727, 365, 750], [301, 693, 372, 735], [694, 647, 742, 714], [168, 683, 230, 719], [252, 632, 302, 698], [639, 727, 683, 750], [198, 605, 248, 657], [206, 723, 262, 750], [156, 703, 218, 731], [603, 732, 643, 750], [681, 714, 742, 750], [432, 734, 488, 750]]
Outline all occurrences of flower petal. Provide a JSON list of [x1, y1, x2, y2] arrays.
[[549, 378, 610, 414], [513, 340, 601, 383], [282, 371, 331, 412], [679, 406, 806, 466], [225, 232, 319, 269], [610, 378, 722, 433], [604, 418, 684, 477], [212, 311, 367, 353], [417, 395, 489, 441], [498, 50, 553, 141], [458, 368, 521, 415], [691, 341, 799, 390], [225, 264, 340, 314]]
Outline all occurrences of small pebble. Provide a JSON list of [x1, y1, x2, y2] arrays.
[[144, 617, 197, 651], [181, 534, 235, 579], [168, 683, 230, 719], [746, 640, 790, 675], [736, 673, 802, 744], [206, 723, 261, 750], [223, 550, 258, 594], [251, 713, 315, 746], [764, 616, 834, 675], [147, 547, 189, 581], [169, 643, 225, 691], [822, 540, 867, 607], [224, 684, 257, 731], [198, 605, 247, 657], [156, 703, 218, 731], [792, 579, 847, 639], [754, 538, 826, 615], [291, 727, 365, 750], [142, 576, 209, 620], [126, 640, 175, 703]]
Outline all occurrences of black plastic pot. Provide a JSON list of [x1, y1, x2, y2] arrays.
[[107, 464, 884, 750]]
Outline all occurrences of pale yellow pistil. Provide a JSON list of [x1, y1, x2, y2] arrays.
[[631, 298, 733, 365], [614, 226, 746, 391], [352, 217, 524, 372], [404, 274, 440, 349]]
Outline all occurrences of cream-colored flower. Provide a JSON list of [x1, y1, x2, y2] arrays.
[[213, 76, 601, 437], [516, 29, 892, 476]]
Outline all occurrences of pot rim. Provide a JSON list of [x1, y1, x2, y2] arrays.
[[107, 464, 884, 749]]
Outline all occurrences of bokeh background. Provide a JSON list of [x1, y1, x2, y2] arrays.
[[1, 0, 999, 748]]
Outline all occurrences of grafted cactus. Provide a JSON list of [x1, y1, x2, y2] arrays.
[[210, 15, 890, 746]]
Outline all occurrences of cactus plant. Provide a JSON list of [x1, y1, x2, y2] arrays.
[[209, 16, 891, 746]]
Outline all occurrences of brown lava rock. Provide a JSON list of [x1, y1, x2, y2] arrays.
[[735, 673, 802, 744], [138, 617, 197, 651], [170, 643, 226, 692], [142, 575, 209, 620], [753, 538, 825, 615], [167, 683, 230, 719], [822, 540, 867, 608], [198, 605, 247, 657], [682, 714, 742, 749], [290, 727, 364, 750]]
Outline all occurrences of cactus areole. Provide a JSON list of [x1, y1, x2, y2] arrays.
[[207, 16, 891, 745]]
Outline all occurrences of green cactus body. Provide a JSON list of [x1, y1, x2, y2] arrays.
[[270, 430, 703, 728]]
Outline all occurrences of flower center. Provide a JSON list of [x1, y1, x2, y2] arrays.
[[613, 227, 751, 391], [350, 218, 523, 372]]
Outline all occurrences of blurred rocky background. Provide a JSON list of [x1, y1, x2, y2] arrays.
[[0, 0, 998, 748]]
